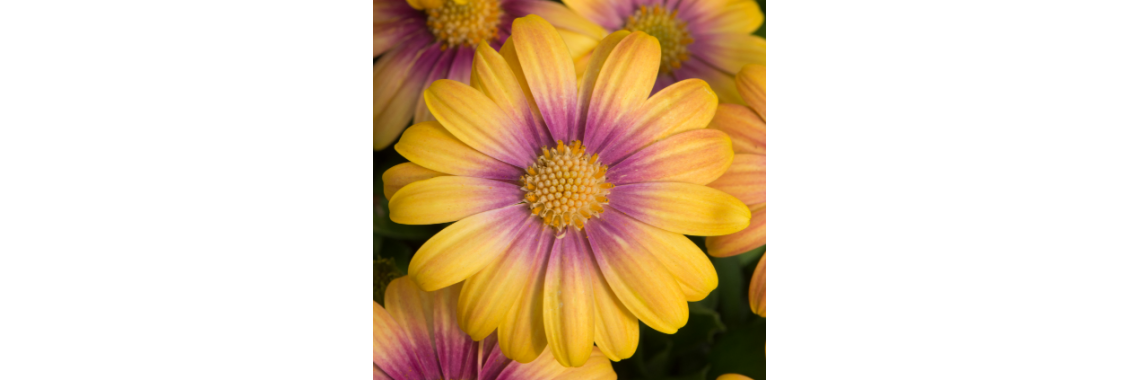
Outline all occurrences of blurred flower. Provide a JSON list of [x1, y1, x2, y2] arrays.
[[717, 374, 755, 380], [556, 0, 765, 103], [373, 0, 607, 150], [706, 64, 765, 257], [374, 276, 616, 380], [384, 16, 750, 367], [750, 253, 765, 317]]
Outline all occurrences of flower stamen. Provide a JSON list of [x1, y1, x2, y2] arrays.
[[623, 4, 694, 74], [425, 0, 503, 50], [521, 140, 611, 237]]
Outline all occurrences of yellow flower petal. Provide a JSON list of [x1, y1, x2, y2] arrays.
[[381, 162, 447, 200], [510, 15, 580, 142], [590, 252, 639, 361], [582, 31, 660, 150], [389, 176, 523, 225], [630, 217, 718, 302], [472, 42, 553, 150], [543, 229, 596, 367], [497, 246, 550, 364], [457, 223, 551, 341], [609, 182, 751, 236], [695, 34, 766, 80], [424, 79, 536, 167], [586, 211, 688, 334], [374, 301, 433, 379], [707, 205, 765, 258], [608, 129, 734, 186], [736, 64, 766, 120], [597, 79, 718, 164], [497, 37, 549, 138], [750, 253, 766, 317], [700, 0, 764, 35], [561, 0, 623, 30], [496, 346, 617, 380], [708, 103, 765, 155], [574, 30, 631, 139], [512, 0, 607, 40], [394, 120, 522, 181], [374, 39, 432, 150], [408, 205, 531, 291]]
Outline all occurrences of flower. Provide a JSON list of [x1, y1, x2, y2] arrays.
[[373, 0, 608, 149], [374, 276, 617, 380], [717, 375, 755, 380], [383, 15, 751, 367], [706, 64, 765, 258], [556, 0, 765, 104], [750, 253, 765, 317]]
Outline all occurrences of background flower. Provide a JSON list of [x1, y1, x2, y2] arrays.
[[555, 0, 765, 103], [373, 0, 607, 150], [384, 15, 751, 368], [706, 64, 765, 258], [374, 276, 617, 380]]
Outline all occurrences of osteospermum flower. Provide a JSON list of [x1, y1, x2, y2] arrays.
[[556, 0, 765, 104], [706, 64, 765, 257], [383, 16, 750, 367], [373, 0, 608, 149], [374, 276, 616, 380]]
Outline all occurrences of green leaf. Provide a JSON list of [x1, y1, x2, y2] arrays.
[[712, 255, 746, 328], [377, 236, 411, 275], [373, 257, 401, 305]]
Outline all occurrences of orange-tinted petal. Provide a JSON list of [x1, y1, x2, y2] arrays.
[[706, 153, 764, 207], [707, 205, 765, 258], [750, 253, 766, 317], [597, 79, 718, 164], [495, 346, 617, 380], [736, 64, 766, 120], [707, 103, 765, 155], [608, 129, 733, 186]]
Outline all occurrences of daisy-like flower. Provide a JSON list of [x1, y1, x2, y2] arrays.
[[373, 0, 608, 149], [717, 375, 755, 380], [382, 15, 750, 367], [706, 64, 765, 258], [556, 0, 765, 104], [374, 276, 617, 380]]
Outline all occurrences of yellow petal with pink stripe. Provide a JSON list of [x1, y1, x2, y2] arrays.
[[708, 104, 765, 155], [608, 129, 734, 186], [373, 301, 432, 380], [586, 211, 688, 334], [590, 251, 639, 361], [395, 121, 523, 181], [425, 79, 536, 167], [574, 30, 630, 138], [472, 42, 554, 152], [497, 241, 551, 364], [707, 205, 765, 258], [543, 229, 595, 367], [381, 278, 441, 380], [389, 176, 523, 225], [560, 0, 623, 30], [582, 31, 660, 150], [699, 0, 764, 35], [750, 253, 766, 317], [381, 162, 447, 200], [609, 182, 750, 236], [457, 222, 551, 341], [597, 79, 718, 164], [510, 15, 580, 142], [736, 64, 766, 120], [510, 0, 607, 40], [692, 34, 766, 79], [706, 153, 765, 207], [409, 205, 531, 291]]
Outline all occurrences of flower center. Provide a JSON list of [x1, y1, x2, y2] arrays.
[[425, 0, 503, 50], [521, 140, 612, 236], [623, 5, 694, 74]]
